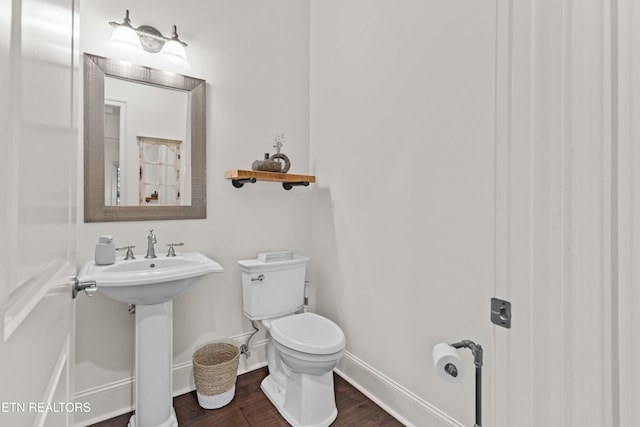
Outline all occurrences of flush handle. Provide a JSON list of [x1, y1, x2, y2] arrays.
[[251, 274, 265, 283]]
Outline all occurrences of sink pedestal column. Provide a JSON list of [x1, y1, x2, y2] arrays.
[[128, 300, 177, 427]]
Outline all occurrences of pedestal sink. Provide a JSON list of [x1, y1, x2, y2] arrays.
[[77, 252, 224, 427]]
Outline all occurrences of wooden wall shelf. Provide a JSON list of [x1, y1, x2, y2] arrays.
[[225, 170, 316, 190]]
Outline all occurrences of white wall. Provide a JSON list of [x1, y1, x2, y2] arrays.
[[75, 0, 310, 423], [309, 1, 496, 426]]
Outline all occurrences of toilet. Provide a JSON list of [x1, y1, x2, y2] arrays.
[[238, 254, 346, 427]]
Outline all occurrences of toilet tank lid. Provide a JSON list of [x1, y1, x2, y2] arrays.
[[270, 312, 346, 355], [237, 254, 309, 273]]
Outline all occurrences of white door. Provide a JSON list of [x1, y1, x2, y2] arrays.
[[492, 1, 619, 426], [0, 0, 78, 426], [615, 0, 640, 425]]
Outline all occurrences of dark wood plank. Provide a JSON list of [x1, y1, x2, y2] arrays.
[[88, 367, 404, 426]]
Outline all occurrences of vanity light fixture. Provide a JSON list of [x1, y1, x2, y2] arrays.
[[109, 10, 188, 63]]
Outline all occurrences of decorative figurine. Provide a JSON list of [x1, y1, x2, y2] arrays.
[[251, 153, 282, 172], [251, 133, 291, 173]]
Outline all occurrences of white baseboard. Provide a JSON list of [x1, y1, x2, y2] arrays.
[[74, 336, 459, 427], [335, 351, 464, 427], [73, 377, 134, 427], [73, 333, 268, 427]]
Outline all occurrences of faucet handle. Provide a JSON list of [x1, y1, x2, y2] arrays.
[[116, 245, 136, 260], [166, 243, 184, 257]]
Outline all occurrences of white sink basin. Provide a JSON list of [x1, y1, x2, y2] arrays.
[[77, 251, 223, 305]]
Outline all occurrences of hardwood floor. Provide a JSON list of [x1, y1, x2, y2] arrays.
[[89, 367, 404, 426]]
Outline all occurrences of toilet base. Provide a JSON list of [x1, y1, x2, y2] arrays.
[[261, 374, 338, 427]]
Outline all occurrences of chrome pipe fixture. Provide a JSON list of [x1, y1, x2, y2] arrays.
[[240, 321, 260, 359], [450, 340, 484, 427], [109, 10, 188, 63]]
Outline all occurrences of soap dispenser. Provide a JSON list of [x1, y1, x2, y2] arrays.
[[95, 235, 116, 265]]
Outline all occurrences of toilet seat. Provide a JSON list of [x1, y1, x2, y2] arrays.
[[269, 312, 345, 355]]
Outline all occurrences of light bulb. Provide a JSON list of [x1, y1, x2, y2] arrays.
[[110, 25, 142, 51], [161, 39, 188, 64]]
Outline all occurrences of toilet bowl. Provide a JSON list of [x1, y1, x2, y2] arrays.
[[261, 313, 345, 427], [238, 254, 346, 427]]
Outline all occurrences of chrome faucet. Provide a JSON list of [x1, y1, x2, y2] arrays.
[[145, 229, 157, 259]]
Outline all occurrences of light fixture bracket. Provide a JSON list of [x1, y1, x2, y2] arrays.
[[136, 25, 165, 53]]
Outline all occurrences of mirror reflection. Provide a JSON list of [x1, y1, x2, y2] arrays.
[[103, 77, 190, 206], [83, 53, 206, 222]]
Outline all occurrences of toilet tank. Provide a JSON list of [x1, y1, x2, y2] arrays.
[[238, 255, 309, 320]]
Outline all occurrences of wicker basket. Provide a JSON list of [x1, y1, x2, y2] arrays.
[[192, 343, 240, 409]]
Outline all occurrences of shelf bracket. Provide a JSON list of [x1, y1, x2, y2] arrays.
[[231, 177, 257, 188], [282, 181, 309, 191]]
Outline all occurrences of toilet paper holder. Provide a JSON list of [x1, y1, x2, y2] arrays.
[[449, 340, 483, 427]]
